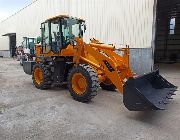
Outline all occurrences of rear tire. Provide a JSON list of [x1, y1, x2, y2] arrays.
[[100, 82, 116, 91], [32, 63, 52, 89], [68, 64, 99, 103]]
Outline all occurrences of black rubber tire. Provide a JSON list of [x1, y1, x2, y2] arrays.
[[20, 59, 23, 66], [20, 56, 27, 66], [20, 58, 24, 66], [68, 64, 99, 103], [32, 63, 52, 90], [100, 83, 116, 91]]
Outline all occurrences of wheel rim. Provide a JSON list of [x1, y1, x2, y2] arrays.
[[72, 73, 87, 95], [34, 68, 43, 85]]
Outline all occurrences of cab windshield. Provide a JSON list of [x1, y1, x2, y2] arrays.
[[62, 18, 85, 41]]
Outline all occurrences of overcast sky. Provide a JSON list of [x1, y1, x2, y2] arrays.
[[0, 0, 32, 22]]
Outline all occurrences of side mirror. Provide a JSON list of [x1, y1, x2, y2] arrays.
[[84, 24, 86, 33]]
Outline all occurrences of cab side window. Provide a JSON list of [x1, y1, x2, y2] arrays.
[[51, 22, 63, 52], [42, 22, 51, 53]]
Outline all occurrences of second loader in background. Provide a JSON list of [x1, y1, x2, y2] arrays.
[[19, 37, 41, 66], [23, 15, 177, 111]]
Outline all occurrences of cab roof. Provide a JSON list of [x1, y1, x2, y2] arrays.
[[45, 15, 85, 22]]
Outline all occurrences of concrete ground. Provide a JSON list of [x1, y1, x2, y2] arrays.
[[0, 58, 179, 140]]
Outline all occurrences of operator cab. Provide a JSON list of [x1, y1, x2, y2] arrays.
[[22, 37, 36, 49], [41, 15, 86, 53], [22, 37, 36, 55]]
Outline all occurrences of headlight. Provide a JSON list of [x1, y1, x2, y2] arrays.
[[73, 40, 77, 46]]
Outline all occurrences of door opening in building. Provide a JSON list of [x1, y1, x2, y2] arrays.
[[2, 33, 16, 57], [9, 34, 16, 57], [155, 0, 180, 63]]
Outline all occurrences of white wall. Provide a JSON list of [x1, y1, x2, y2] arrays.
[[0, 0, 155, 50], [0, 37, 9, 50]]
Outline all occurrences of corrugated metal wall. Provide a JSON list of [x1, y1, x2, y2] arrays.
[[70, 0, 155, 48], [0, 0, 155, 50]]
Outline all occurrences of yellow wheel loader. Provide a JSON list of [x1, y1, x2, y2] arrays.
[[23, 15, 177, 111]]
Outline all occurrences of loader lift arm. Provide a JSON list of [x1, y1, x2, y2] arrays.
[[73, 38, 133, 93]]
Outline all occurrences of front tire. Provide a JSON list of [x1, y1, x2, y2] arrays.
[[20, 58, 23, 66], [68, 64, 99, 103], [20, 56, 27, 66], [32, 63, 52, 89]]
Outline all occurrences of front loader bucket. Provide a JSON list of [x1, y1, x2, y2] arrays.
[[123, 70, 177, 111]]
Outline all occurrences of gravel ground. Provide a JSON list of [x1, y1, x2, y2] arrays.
[[0, 58, 179, 140]]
